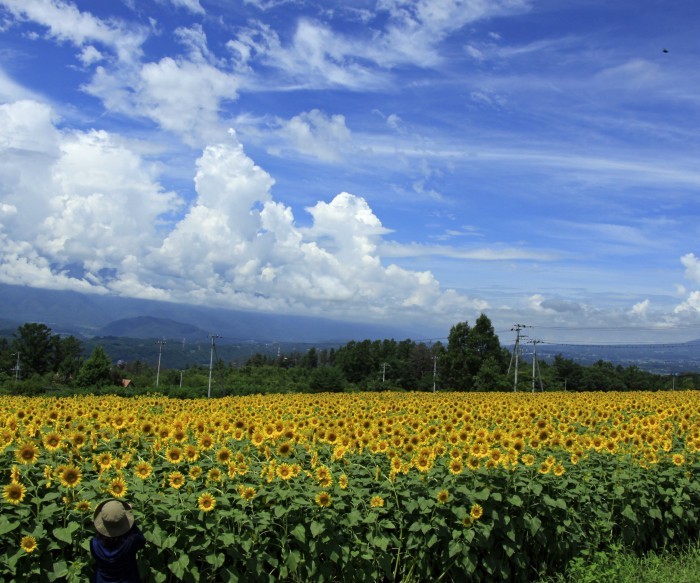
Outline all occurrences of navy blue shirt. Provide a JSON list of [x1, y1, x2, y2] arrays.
[[90, 524, 146, 583]]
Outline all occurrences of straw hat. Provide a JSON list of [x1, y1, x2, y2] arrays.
[[93, 499, 134, 537]]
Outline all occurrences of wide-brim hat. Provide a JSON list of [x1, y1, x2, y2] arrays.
[[93, 499, 134, 538]]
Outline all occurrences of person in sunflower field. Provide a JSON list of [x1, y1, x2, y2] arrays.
[[90, 498, 146, 583]]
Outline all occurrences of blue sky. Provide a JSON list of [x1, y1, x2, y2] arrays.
[[1, 0, 700, 343]]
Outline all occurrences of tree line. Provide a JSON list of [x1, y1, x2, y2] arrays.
[[0, 316, 696, 396]]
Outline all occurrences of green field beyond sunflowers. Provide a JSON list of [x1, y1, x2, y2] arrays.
[[2, 391, 700, 582]]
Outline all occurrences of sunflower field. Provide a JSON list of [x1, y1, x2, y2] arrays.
[[2, 390, 700, 582]]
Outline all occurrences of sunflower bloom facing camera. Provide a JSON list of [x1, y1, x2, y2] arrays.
[[21, 536, 37, 553], [198, 492, 216, 512]]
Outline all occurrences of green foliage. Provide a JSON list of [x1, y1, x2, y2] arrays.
[[12, 323, 54, 376], [543, 540, 700, 583], [2, 316, 697, 396], [75, 346, 114, 388], [309, 366, 346, 393], [440, 314, 506, 391], [3, 432, 700, 582], [0, 324, 83, 390], [332, 338, 443, 391]]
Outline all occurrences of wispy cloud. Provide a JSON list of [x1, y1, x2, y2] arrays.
[[380, 241, 557, 261], [0, 0, 148, 61]]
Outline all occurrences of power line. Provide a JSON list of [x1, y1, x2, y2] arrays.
[[529, 339, 544, 392], [155, 339, 166, 389], [507, 324, 531, 392], [207, 334, 221, 399], [533, 341, 698, 349], [534, 324, 700, 331]]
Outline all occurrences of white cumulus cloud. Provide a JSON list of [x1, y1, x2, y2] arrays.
[[276, 109, 352, 162], [0, 99, 182, 291], [681, 252, 700, 284], [0, 103, 492, 327]]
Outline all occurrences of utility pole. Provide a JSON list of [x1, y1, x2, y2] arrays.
[[381, 362, 389, 383], [179, 370, 184, 388], [155, 340, 166, 389], [208, 334, 221, 398], [529, 339, 544, 392], [12, 352, 20, 381], [507, 324, 530, 392], [432, 355, 437, 393]]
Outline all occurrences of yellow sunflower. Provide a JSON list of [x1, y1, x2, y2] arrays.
[[183, 444, 199, 462], [370, 495, 384, 508], [3, 481, 27, 505], [470, 503, 484, 521], [315, 491, 332, 508], [198, 434, 214, 450], [315, 465, 331, 482], [240, 486, 256, 501], [197, 492, 216, 512], [276, 463, 294, 481], [108, 477, 128, 498], [467, 456, 480, 471], [1, 429, 14, 448], [520, 453, 535, 467], [134, 461, 153, 480], [448, 458, 464, 475], [189, 465, 203, 480], [414, 455, 432, 473], [277, 442, 293, 457], [166, 447, 183, 464], [74, 499, 92, 513], [169, 471, 185, 489], [15, 443, 39, 465], [71, 432, 87, 449], [59, 465, 82, 489], [436, 489, 450, 505], [20, 535, 37, 553], [96, 452, 113, 471], [216, 447, 232, 464], [43, 432, 62, 452]]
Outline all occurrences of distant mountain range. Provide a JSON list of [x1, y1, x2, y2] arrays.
[[531, 340, 700, 374], [1, 283, 699, 373], [0, 283, 417, 343], [98, 316, 210, 341]]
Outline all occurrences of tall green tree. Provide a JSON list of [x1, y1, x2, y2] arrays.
[[440, 321, 472, 390], [334, 340, 376, 384], [11, 323, 54, 377], [0, 338, 13, 381], [75, 346, 113, 388], [52, 335, 83, 383], [551, 355, 585, 391], [309, 366, 346, 393], [440, 314, 505, 391]]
